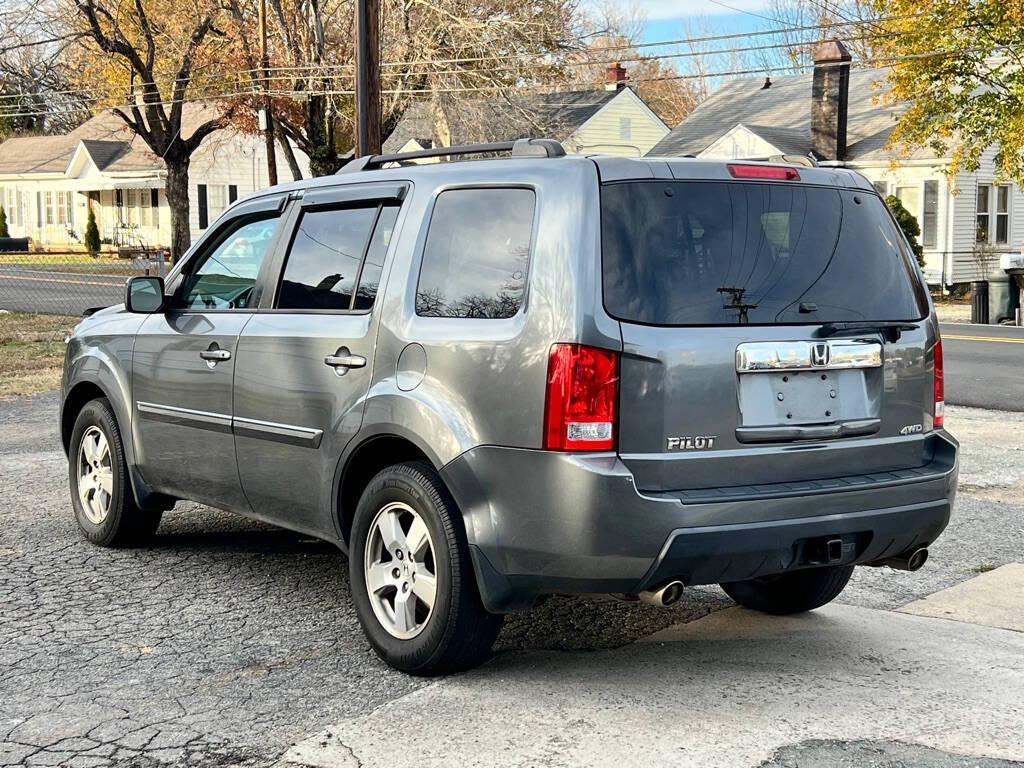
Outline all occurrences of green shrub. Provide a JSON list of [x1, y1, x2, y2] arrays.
[[884, 195, 926, 269], [0, 206, 9, 238], [84, 207, 100, 254]]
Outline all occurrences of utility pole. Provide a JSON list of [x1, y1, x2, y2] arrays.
[[259, 0, 278, 186], [355, 0, 381, 157]]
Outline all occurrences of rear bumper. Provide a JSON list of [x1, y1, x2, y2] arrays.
[[440, 432, 958, 613]]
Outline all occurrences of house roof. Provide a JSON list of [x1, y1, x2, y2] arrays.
[[0, 103, 223, 176], [382, 88, 621, 154], [648, 67, 917, 162]]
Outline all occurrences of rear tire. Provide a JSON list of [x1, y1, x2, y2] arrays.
[[69, 398, 162, 547], [720, 565, 854, 615], [349, 461, 503, 675]]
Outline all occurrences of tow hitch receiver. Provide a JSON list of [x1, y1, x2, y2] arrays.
[[800, 535, 852, 566]]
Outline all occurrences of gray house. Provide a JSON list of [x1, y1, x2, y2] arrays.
[[648, 40, 1022, 285]]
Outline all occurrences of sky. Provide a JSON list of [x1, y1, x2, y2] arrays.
[[626, 0, 771, 46]]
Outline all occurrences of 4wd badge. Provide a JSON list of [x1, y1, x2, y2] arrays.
[[667, 436, 717, 451]]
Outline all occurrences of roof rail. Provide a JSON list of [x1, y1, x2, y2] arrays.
[[337, 138, 565, 174]]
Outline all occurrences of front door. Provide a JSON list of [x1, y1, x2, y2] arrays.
[[132, 201, 286, 511], [233, 186, 405, 536]]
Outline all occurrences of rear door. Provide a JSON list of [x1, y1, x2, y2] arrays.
[[232, 183, 406, 537], [600, 175, 935, 493]]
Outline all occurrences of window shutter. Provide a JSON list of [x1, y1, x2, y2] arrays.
[[228, 185, 238, 204], [151, 189, 159, 208], [197, 184, 208, 229], [36, 191, 43, 227]]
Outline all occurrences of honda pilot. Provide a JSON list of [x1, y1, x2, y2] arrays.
[[61, 139, 958, 675]]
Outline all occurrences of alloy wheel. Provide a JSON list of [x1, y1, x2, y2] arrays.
[[364, 501, 438, 640], [77, 426, 114, 525]]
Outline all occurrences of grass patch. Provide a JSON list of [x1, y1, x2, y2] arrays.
[[0, 311, 76, 398], [970, 563, 998, 574]]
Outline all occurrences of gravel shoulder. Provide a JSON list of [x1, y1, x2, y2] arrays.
[[0, 395, 1018, 767]]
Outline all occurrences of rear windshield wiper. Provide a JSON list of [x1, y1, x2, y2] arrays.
[[818, 321, 918, 342]]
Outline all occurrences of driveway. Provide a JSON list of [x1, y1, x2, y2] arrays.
[[1, 395, 1022, 767]]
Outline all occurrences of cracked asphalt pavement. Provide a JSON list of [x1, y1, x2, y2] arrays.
[[0, 392, 724, 768], [1, 395, 1021, 767]]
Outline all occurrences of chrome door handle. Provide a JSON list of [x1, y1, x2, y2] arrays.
[[199, 349, 231, 361], [324, 353, 366, 369]]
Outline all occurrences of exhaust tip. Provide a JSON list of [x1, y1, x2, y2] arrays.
[[639, 580, 685, 607], [906, 547, 928, 571]]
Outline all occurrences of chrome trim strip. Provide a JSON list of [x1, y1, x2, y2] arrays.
[[736, 340, 882, 372], [735, 418, 881, 443], [136, 401, 324, 448], [136, 401, 233, 433], [233, 416, 324, 449]]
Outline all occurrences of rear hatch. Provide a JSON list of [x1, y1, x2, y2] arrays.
[[601, 171, 936, 492]]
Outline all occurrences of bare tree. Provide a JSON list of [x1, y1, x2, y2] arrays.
[[59, 0, 239, 259]]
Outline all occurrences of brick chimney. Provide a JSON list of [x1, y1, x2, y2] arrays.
[[810, 38, 851, 161], [605, 62, 627, 91]]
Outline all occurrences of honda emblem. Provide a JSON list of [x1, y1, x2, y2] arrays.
[[811, 342, 831, 368]]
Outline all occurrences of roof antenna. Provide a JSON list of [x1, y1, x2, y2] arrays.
[[761, 77, 772, 89]]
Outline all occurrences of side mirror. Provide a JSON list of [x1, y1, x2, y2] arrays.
[[125, 275, 166, 313]]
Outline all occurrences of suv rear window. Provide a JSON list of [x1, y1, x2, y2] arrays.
[[601, 181, 928, 326]]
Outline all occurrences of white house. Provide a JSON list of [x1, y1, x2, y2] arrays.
[[0, 104, 309, 250], [383, 64, 670, 159], [647, 40, 1019, 286]]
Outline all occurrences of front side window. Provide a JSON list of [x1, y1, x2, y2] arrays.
[[872, 180, 887, 196], [277, 204, 396, 311], [178, 216, 279, 310], [415, 187, 535, 319]]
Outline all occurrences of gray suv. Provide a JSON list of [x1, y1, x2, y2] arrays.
[[61, 140, 958, 674]]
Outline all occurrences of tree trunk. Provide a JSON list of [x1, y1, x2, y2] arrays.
[[164, 159, 192, 263], [275, 122, 303, 181]]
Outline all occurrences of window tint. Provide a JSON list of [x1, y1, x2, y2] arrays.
[[416, 188, 535, 318], [601, 181, 928, 326], [277, 205, 384, 310], [353, 205, 399, 310], [178, 216, 279, 310]]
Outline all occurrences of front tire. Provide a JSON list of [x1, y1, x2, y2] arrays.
[[720, 565, 854, 615], [69, 398, 161, 547], [349, 461, 503, 675]]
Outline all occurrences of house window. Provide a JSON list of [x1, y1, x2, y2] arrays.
[[895, 186, 920, 222], [126, 189, 138, 226], [872, 181, 888, 196], [619, 117, 632, 140], [976, 184, 990, 242], [208, 184, 227, 221], [995, 185, 1010, 244], [56, 192, 67, 225], [44, 192, 55, 225], [140, 189, 152, 227], [922, 181, 938, 248]]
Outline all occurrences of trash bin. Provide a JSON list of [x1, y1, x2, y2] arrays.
[[988, 273, 1014, 324], [971, 280, 989, 324]]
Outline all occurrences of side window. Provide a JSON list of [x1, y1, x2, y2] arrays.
[[277, 203, 398, 311], [415, 187, 535, 319], [177, 216, 279, 310]]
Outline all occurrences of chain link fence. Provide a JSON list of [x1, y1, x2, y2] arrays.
[[0, 248, 167, 397]]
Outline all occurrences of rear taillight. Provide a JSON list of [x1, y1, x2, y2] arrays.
[[727, 163, 800, 181], [543, 344, 618, 451], [933, 340, 944, 429]]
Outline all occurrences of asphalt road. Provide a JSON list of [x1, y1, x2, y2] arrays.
[[0, 264, 130, 316], [1, 394, 1022, 767], [940, 322, 1024, 412]]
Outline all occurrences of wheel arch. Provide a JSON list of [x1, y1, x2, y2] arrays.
[[335, 429, 438, 547]]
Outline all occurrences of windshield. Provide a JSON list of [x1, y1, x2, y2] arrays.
[[601, 181, 929, 326]]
